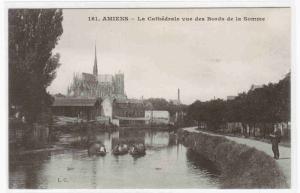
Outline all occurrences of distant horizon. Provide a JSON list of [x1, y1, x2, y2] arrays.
[[48, 8, 290, 105]]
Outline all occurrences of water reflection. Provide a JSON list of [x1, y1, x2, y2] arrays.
[[186, 149, 221, 177], [10, 130, 220, 189], [10, 152, 50, 188]]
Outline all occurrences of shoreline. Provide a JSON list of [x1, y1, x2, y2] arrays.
[[178, 127, 289, 188]]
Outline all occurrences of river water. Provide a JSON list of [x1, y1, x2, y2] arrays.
[[9, 130, 220, 189]]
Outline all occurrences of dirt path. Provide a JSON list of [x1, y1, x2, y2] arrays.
[[183, 127, 291, 187]]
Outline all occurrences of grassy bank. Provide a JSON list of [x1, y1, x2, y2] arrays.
[[178, 129, 288, 188]]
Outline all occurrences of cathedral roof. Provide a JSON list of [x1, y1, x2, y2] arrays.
[[82, 73, 96, 82], [81, 73, 114, 83], [97, 74, 113, 83]]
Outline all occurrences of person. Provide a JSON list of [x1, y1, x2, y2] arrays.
[[270, 128, 281, 159], [129, 144, 137, 154], [118, 144, 123, 152], [99, 145, 106, 153], [113, 143, 120, 152]]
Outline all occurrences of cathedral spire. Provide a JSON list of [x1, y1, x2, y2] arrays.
[[93, 43, 98, 76]]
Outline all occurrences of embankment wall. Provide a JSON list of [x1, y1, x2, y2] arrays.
[[178, 129, 288, 188]]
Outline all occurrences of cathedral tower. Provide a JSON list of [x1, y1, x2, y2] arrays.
[[93, 44, 98, 76]]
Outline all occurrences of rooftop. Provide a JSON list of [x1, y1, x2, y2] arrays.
[[52, 97, 100, 107]]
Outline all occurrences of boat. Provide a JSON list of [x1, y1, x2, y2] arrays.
[[129, 143, 146, 156], [88, 142, 106, 156], [112, 144, 129, 155]]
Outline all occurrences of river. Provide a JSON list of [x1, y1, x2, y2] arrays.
[[9, 130, 221, 189]]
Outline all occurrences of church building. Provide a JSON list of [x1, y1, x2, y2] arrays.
[[52, 45, 152, 126], [67, 45, 126, 99]]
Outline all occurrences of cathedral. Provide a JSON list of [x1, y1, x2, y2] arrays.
[[67, 45, 126, 99]]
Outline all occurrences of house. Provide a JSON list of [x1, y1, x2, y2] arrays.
[[145, 110, 170, 125], [112, 98, 148, 126], [51, 97, 101, 121], [101, 97, 113, 119]]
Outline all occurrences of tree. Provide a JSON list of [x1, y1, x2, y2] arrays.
[[205, 99, 226, 130], [187, 100, 205, 126], [186, 72, 290, 135], [276, 72, 291, 122], [145, 98, 170, 111], [187, 99, 226, 130], [9, 9, 63, 123]]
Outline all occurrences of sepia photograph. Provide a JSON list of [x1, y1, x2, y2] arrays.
[[7, 6, 291, 190]]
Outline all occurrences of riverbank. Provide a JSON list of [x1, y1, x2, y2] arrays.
[[178, 127, 289, 188]]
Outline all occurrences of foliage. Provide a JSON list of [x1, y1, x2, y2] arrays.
[[144, 98, 187, 116], [9, 9, 63, 123], [187, 73, 291, 130]]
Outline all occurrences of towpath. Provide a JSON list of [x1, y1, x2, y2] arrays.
[[183, 127, 291, 187]]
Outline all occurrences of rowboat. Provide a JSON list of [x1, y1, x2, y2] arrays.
[[88, 142, 106, 156], [112, 144, 129, 155], [129, 143, 146, 156]]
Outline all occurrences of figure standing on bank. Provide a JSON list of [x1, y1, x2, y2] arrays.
[[270, 127, 281, 159]]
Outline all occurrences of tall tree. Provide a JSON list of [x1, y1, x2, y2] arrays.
[[9, 9, 63, 123], [276, 72, 291, 122], [187, 72, 290, 134]]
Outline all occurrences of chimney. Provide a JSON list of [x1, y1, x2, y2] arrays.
[[178, 88, 180, 103]]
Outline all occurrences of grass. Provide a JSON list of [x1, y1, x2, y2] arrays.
[[178, 129, 288, 188]]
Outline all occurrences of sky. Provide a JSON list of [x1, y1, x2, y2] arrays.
[[47, 8, 290, 104]]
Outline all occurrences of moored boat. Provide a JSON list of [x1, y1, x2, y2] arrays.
[[88, 142, 106, 156], [112, 144, 129, 155], [129, 143, 146, 156]]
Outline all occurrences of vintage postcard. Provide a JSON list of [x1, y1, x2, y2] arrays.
[[7, 4, 292, 191]]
